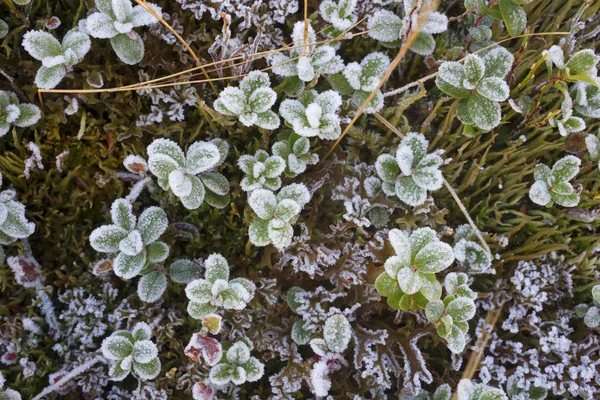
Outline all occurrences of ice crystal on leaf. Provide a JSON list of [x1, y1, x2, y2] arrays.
[[329, 52, 390, 113], [100, 322, 161, 381], [208, 339, 264, 386], [467, 0, 528, 37], [213, 71, 280, 129], [367, 1, 448, 55], [268, 22, 344, 95], [147, 138, 230, 209], [0, 91, 41, 137], [0, 371, 21, 400], [457, 379, 508, 400], [453, 225, 493, 273], [436, 48, 514, 132], [89, 198, 169, 298], [238, 150, 286, 192], [271, 131, 319, 177], [248, 184, 311, 250], [0, 20, 8, 39], [0, 172, 36, 245], [184, 253, 256, 319], [86, 0, 162, 65], [319, 0, 358, 32], [279, 90, 343, 140], [374, 132, 443, 206], [529, 155, 580, 208], [22, 28, 90, 89]]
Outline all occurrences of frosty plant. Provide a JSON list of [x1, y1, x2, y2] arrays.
[[268, 22, 344, 94], [248, 183, 311, 250], [185, 314, 223, 366], [0, 172, 36, 245], [546, 46, 600, 86], [329, 52, 390, 113], [86, 0, 162, 65], [435, 48, 514, 133], [367, 0, 448, 55], [529, 155, 581, 208], [147, 138, 230, 210], [585, 129, 600, 171], [309, 314, 352, 397], [238, 150, 286, 192], [0, 372, 21, 400], [375, 229, 477, 352], [271, 130, 319, 177], [374, 132, 443, 207], [548, 83, 586, 136], [89, 198, 169, 287], [208, 339, 264, 386], [279, 90, 343, 140], [457, 379, 508, 400], [453, 225, 492, 273], [185, 253, 256, 319], [319, 0, 358, 32], [0, 90, 41, 137], [578, 284, 600, 328], [101, 322, 161, 381], [213, 71, 280, 129], [22, 28, 90, 89], [466, 0, 529, 37]]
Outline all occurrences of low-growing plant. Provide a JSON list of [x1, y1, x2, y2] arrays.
[[374, 132, 444, 206], [279, 89, 343, 140], [0, 172, 36, 245], [208, 339, 264, 386], [529, 155, 581, 207], [100, 322, 161, 381], [0, 91, 41, 136], [146, 138, 230, 209], [271, 131, 319, 177], [238, 150, 286, 192]]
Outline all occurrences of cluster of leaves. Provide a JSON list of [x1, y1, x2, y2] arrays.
[[208, 339, 264, 386], [100, 322, 161, 381], [528, 155, 580, 207], [0, 172, 36, 247], [0, 91, 40, 136], [375, 229, 477, 352]]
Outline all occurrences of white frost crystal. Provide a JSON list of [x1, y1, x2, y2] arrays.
[[214, 71, 280, 129], [86, 0, 162, 65], [323, 314, 352, 353], [280, 90, 343, 140], [238, 150, 286, 192], [147, 138, 230, 209], [319, 0, 358, 31], [0, 172, 36, 244], [375, 132, 443, 206]]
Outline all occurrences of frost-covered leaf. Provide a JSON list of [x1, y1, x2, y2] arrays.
[[477, 77, 509, 102], [201, 172, 229, 196], [132, 340, 158, 364], [249, 218, 270, 247], [243, 357, 264, 382], [185, 279, 213, 303], [551, 155, 580, 182], [12, 104, 41, 127], [592, 284, 600, 303], [133, 357, 161, 380], [397, 267, 422, 294], [146, 241, 169, 263], [464, 54, 485, 83], [148, 138, 185, 166], [61, 28, 91, 62], [110, 32, 144, 65], [566, 49, 599, 75], [438, 62, 466, 89], [529, 180, 551, 206], [113, 252, 146, 279], [101, 335, 133, 360], [170, 259, 199, 284], [137, 207, 168, 244], [375, 154, 400, 182], [89, 225, 128, 253], [187, 301, 217, 319], [86, 12, 119, 38], [22, 31, 62, 61], [248, 189, 277, 219], [268, 219, 294, 250], [499, 0, 526, 36], [584, 306, 600, 328], [35, 65, 67, 90], [467, 93, 501, 131], [415, 242, 454, 273], [291, 319, 313, 345], [109, 359, 131, 381], [446, 327, 466, 354], [375, 271, 400, 297], [395, 176, 427, 206], [277, 183, 310, 207], [324, 314, 352, 353], [367, 10, 402, 43], [186, 142, 221, 174], [209, 364, 233, 385], [422, 12, 449, 35], [226, 342, 251, 364], [419, 275, 443, 301], [433, 384, 452, 400], [119, 230, 143, 256], [180, 176, 206, 210], [131, 3, 162, 27], [205, 253, 229, 283], [410, 33, 436, 56], [132, 322, 152, 341], [0, 20, 8, 39], [483, 47, 514, 78], [137, 271, 167, 303], [425, 299, 445, 323], [111, 199, 136, 231], [214, 87, 246, 116], [446, 297, 476, 322]]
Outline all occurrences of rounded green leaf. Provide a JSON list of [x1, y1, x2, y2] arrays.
[[248, 189, 277, 219], [499, 0, 526, 37], [147, 241, 169, 263], [205, 253, 230, 283], [375, 154, 400, 182], [446, 297, 476, 322], [22, 30, 62, 61], [477, 77, 510, 102], [185, 279, 213, 303], [414, 242, 455, 273], [396, 267, 422, 294], [201, 172, 229, 196], [113, 252, 146, 279], [464, 54, 485, 83], [89, 225, 128, 253], [566, 50, 600, 75], [137, 271, 167, 303], [467, 93, 501, 131], [187, 301, 218, 320], [242, 357, 264, 382], [483, 47, 514, 78], [375, 271, 400, 297], [186, 141, 221, 174], [35, 65, 67, 90], [101, 335, 133, 360], [109, 359, 132, 381], [395, 176, 427, 206], [110, 32, 144, 65], [137, 207, 168, 245], [111, 199, 136, 231], [226, 342, 251, 364], [324, 314, 352, 353], [133, 357, 161, 380], [180, 175, 206, 210], [169, 259, 200, 284], [425, 299, 445, 323], [248, 218, 271, 247]]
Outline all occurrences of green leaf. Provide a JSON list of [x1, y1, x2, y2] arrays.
[[205, 253, 230, 283], [446, 326, 466, 353], [324, 314, 352, 353], [180, 176, 206, 210], [22, 30, 63, 61], [35, 65, 67, 90], [268, 220, 294, 250], [111, 199, 136, 231], [146, 241, 169, 263], [89, 225, 128, 253], [483, 47, 514, 78], [169, 259, 200, 284], [477, 77, 509, 102], [242, 357, 265, 382], [286, 287, 306, 311], [592, 285, 600, 302], [375, 271, 400, 297], [263, 156, 286, 178], [414, 242, 455, 273], [566, 50, 600, 75], [248, 189, 277, 219], [110, 32, 144, 65], [464, 54, 485, 83], [248, 218, 271, 247], [275, 199, 300, 222], [109, 359, 132, 381], [102, 335, 133, 360], [419, 275, 443, 301], [399, 293, 412, 311], [187, 301, 217, 319], [375, 154, 400, 182], [396, 267, 422, 294], [185, 279, 213, 303], [395, 176, 428, 206], [410, 227, 438, 257], [12, 104, 41, 127], [409, 32, 436, 56], [445, 297, 476, 322], [240, 70, 271, 95], [387, 289, 403, 310], [291, 319, 313, 345], [209, 363, 233, 385], [137, 271, 167, 303], [551, 155, 580, 182], [226, 342, 251, 364], [113, 252, 146, 279], [328, 73, 354, 95], [467, 93, 501, 131], [133, 357, 161, 380], [186, 141, 221, 174], [499, 0, 526, 37], [425, 299, 445, 323], [137, 207, 168, 245]]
